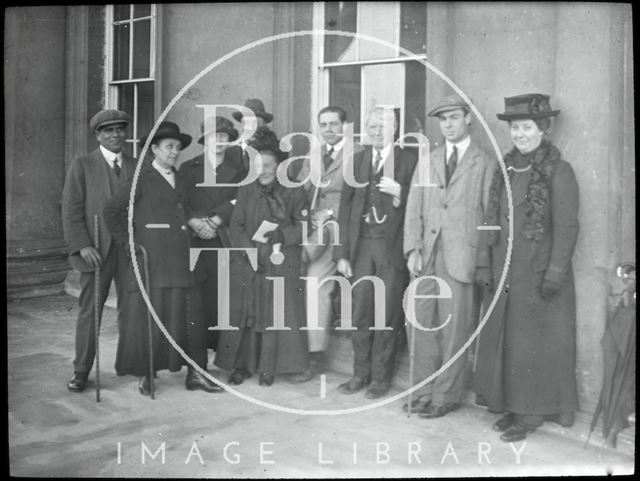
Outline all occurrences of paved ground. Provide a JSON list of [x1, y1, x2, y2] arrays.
[[8, 294, 634, 477]]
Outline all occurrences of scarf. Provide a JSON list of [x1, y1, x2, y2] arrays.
[[486, 139, 562, 244]]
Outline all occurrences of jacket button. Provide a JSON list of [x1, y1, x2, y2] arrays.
[[431, 229, 436, 234], [443, 204, 448, 209], [181, 225, 187, 231], [439, 185, 444, 189]]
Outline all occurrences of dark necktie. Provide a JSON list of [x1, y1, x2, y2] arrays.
[[112, 158, 121, 178], [373, 148, 383, 173], [323, 147, 334, 171], [446, 145, 458, 186]]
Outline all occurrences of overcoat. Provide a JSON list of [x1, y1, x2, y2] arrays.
[[62, 148, 135, 271], [214, 181, 310, 374], [473, 140, 580, 417]]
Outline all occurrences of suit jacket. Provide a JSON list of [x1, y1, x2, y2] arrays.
[[61, 147, 135, 272], [179, 147, 247, 248], [334, 145, 417, 270], [403, 140, 496, 283], [103, 163, 195, 289]]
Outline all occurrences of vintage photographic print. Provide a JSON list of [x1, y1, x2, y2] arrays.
[[6, 1, 635, 478]]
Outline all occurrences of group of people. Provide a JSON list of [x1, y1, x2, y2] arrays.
[[62, 92, 580, 443]]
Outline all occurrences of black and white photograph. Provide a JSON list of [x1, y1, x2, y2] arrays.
[[5, 2, 635, 477]]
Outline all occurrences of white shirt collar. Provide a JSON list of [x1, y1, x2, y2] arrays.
[[445, 135, 471, 162], [326, 137, 345, 155], [372, 143, 393, 172], [152, 160, 176, 188], [100, 145, 122, 164]]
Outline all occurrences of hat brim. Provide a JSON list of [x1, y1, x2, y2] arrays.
[[427, 105, 469, 117], [94, 119, 130, 130], [497, 110, 560, 121], [232, 111, 274, 123], [140, 133, 192, 150], [197, 127, 239, 145]]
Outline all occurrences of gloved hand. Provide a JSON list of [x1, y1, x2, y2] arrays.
[[264, 228, 284, 245], [540, 279, 562, 301]]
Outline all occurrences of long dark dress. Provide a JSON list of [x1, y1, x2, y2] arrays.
[[214, 180, 310, 375], [103, 163, 206, 377], [474, 140, 580, 426]]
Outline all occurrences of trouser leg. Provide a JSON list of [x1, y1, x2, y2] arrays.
[[350, 239, 376, 380]]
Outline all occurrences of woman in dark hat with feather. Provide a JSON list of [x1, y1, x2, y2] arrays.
[[214, 129, 310, 386], [104, 121, 223, 396], [473, 94, 580, 442]]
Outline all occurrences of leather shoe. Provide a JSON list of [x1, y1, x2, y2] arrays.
[[228, 368, 251, 385], [289, 368, 314, 383], [365, 381, 390, 399], [500, 422, 535, 443], [67, 372, 88, 392], [493, 413, 515, 432], [419, 402, 459, 419], [138, 376, 151, 396], [337, 376, 370, 394], [185, 368, 224, 393], [402, 397, 431, 413], [259, 373, 274, 386]]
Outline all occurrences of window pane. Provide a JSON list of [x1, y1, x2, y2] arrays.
[[329, 65, 361, 137], [132, 20, 151, 78], [118, 84, 135, 127], [113, 23, 130, 80], [137, 82, 155, 147], [357, 3, 399, 61], [113, 4, 130, 21], [404, 61, 426, 151], [400, 2, 427, 55], [134, 4, 151, 18], [324, 2, 357, 63]]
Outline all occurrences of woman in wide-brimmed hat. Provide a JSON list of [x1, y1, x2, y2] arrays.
[[179, 116, 247, 351], [104, 121, 223, 396], [473, 94, 580, 442], [214, 137, 310, 387]]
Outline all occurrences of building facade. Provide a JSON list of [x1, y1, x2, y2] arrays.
[[5, 2, 635, 438]]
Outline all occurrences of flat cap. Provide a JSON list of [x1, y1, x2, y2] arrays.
[[427, 94, 470, 117], [89, 109, 131, 131]]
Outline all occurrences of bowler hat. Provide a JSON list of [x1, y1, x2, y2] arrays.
[[89, 109, 131, 131], [428, 94, 470, 117], [140, 121, 192, 149], [232, 98, 274, 123], [198, 116, 239, 145], [497, 93, 560, 120]]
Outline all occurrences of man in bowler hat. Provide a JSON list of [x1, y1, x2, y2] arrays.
[[62, 109, 135, 392]]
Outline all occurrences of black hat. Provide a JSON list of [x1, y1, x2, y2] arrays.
[[497, 93, 560, 121], [232, 98, 274, 123], [140, 121, 192, 149], [198, 116, 239, 145]]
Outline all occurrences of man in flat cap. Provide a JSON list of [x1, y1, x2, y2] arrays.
[[403, 94, 496, 417], [62, 109, 135, 392]]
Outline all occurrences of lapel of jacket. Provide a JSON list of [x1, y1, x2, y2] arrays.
[[120, 152, 137, 181], [90, 148, 114, 197], [509, 168, 532, 208], [432, 146, 447, 188], [353, 147, 372, 218], [448, 140, 478, 188], [324, 144, 343, 176], [148, 164, 180, 200]]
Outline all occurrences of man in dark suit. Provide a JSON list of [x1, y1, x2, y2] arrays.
[[334, 107, 417, 399], [62, 109, 135, 392], [179, 116, 247, 354]]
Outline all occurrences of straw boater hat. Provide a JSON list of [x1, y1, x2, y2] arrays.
[[497, 93, 560, 121], [232, 98, 274, 123], [140, 121, 192, 149]]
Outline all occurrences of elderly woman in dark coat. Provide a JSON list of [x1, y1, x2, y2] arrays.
[[214, 133, 310, 386], [103, 121, 222, 396], [473, 94, 580, 442]]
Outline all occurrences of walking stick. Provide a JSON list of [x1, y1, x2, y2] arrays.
[[139, 245, 155, 399], [407, 295, 416, 417], [93, 215, 101, 402]]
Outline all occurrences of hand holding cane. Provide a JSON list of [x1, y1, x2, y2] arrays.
[[93, 214, 101, 402], [139, 245, 155, 399]]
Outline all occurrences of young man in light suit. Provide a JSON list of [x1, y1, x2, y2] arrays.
[[293, 106, 364, 382], [62, 109, 135, 392], [403, 94, 496, 417]]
